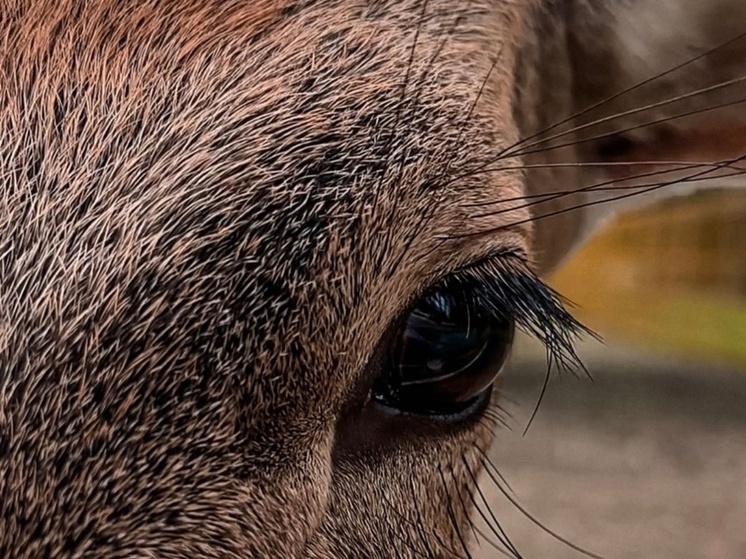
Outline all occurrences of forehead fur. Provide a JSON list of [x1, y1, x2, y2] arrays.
[[0, 0, 529, 394]]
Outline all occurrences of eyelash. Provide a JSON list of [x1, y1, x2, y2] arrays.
[[442, 252, 596, 375]]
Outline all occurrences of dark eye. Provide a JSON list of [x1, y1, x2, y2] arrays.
[[372, 284, 514, 417]]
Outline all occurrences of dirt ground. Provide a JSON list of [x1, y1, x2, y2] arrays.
[[473, 339, 746, 559]]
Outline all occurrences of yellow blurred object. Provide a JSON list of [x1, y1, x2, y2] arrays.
[[551, 190, 746, 368]]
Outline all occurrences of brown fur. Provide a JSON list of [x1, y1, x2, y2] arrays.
[[0, 1, 743, 557]]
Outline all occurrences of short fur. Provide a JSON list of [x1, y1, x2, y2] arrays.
[[0, 1, 743, 557]]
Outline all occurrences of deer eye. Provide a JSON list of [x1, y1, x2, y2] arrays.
[[372, 284, 514, 417]]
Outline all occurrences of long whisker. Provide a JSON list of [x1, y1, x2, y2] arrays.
[[521, 343, 553, 437], [498, 30, 746, 158], [471, 522, 519, 559], [474, 446, 516, 498], [449, 158, 746, 230], [389, 12, 464, 182], [374, 0, 431, 271], [380, 489, 443, 559], [510, 94, 746, 160], [473, 165, 720, 213], [504, 76, 746, 158], [481, 407, 514, 431], [446, 33, 746, 189], [447, 462, 486, 552], [389, 521, 434, 559], [480, 452, 605, 559], [466, 160, 746, 174], [480, 153, 746, 235], [439, 465, 476, 559], [574, 167, 746, 194], [387, 30, 503, 280], [390, 0, 429, 148], [474, 167, 746, 221], [376, 485, 434, 559], [461, 454, 524, 559], [460, 161, 745, 212], [383, 11, 466, 279], [449, 46, 505, 162], [407, 477, 443, 559]]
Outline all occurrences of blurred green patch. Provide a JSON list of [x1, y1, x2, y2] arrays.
[[551, 190, 746, 369]]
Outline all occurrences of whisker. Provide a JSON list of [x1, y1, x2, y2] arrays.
[[460, 160, 745, 210], [521, 344, 553, 437], [510, 94, 746, 160], [498, 30, 746, 158], [490, 153, 746, 234], [408, 486, 441, 559], [452, 160, 746, 225], [449, 46, 505, 161], [480, 455, 605, 559], [486, 392, 524, 431], [466, 160, 746, 174], [447, 109, 745, 203], [384, 474, 491, 559], [383, 11, 466, 279], [474, 446, 516, 499], [476, 167, 746, 222], [445, 31, 746, 190], [393, 0, 429, 140], [374, 0, 431, 271], [439, 465, 476, 559], [390, 522, 433, 559], [447, 462, 484, 550], [461, 454, 524, 559], [390, 12, 464, 182], [380, 490, 440, 559], [483, 400, 517, 424], [504, 76, 746, 158], [481, 408, 514, 431], [377, 490, 428, 558], [471, 525, 518, 559]]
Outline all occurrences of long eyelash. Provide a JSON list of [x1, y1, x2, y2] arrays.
[[449, 251, 597, 377]]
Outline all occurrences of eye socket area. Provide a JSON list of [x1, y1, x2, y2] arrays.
[[363, 252, 590, 424], [333, 254, 588, 457], [371, 281, 515, 418]]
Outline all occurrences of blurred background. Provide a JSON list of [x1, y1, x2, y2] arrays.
[[475, 190, 746, 559]]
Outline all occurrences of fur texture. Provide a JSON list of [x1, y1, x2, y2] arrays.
[[0, 1, 743, 557]]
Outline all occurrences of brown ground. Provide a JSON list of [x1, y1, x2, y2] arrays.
[[473, 339, 746, 559]]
